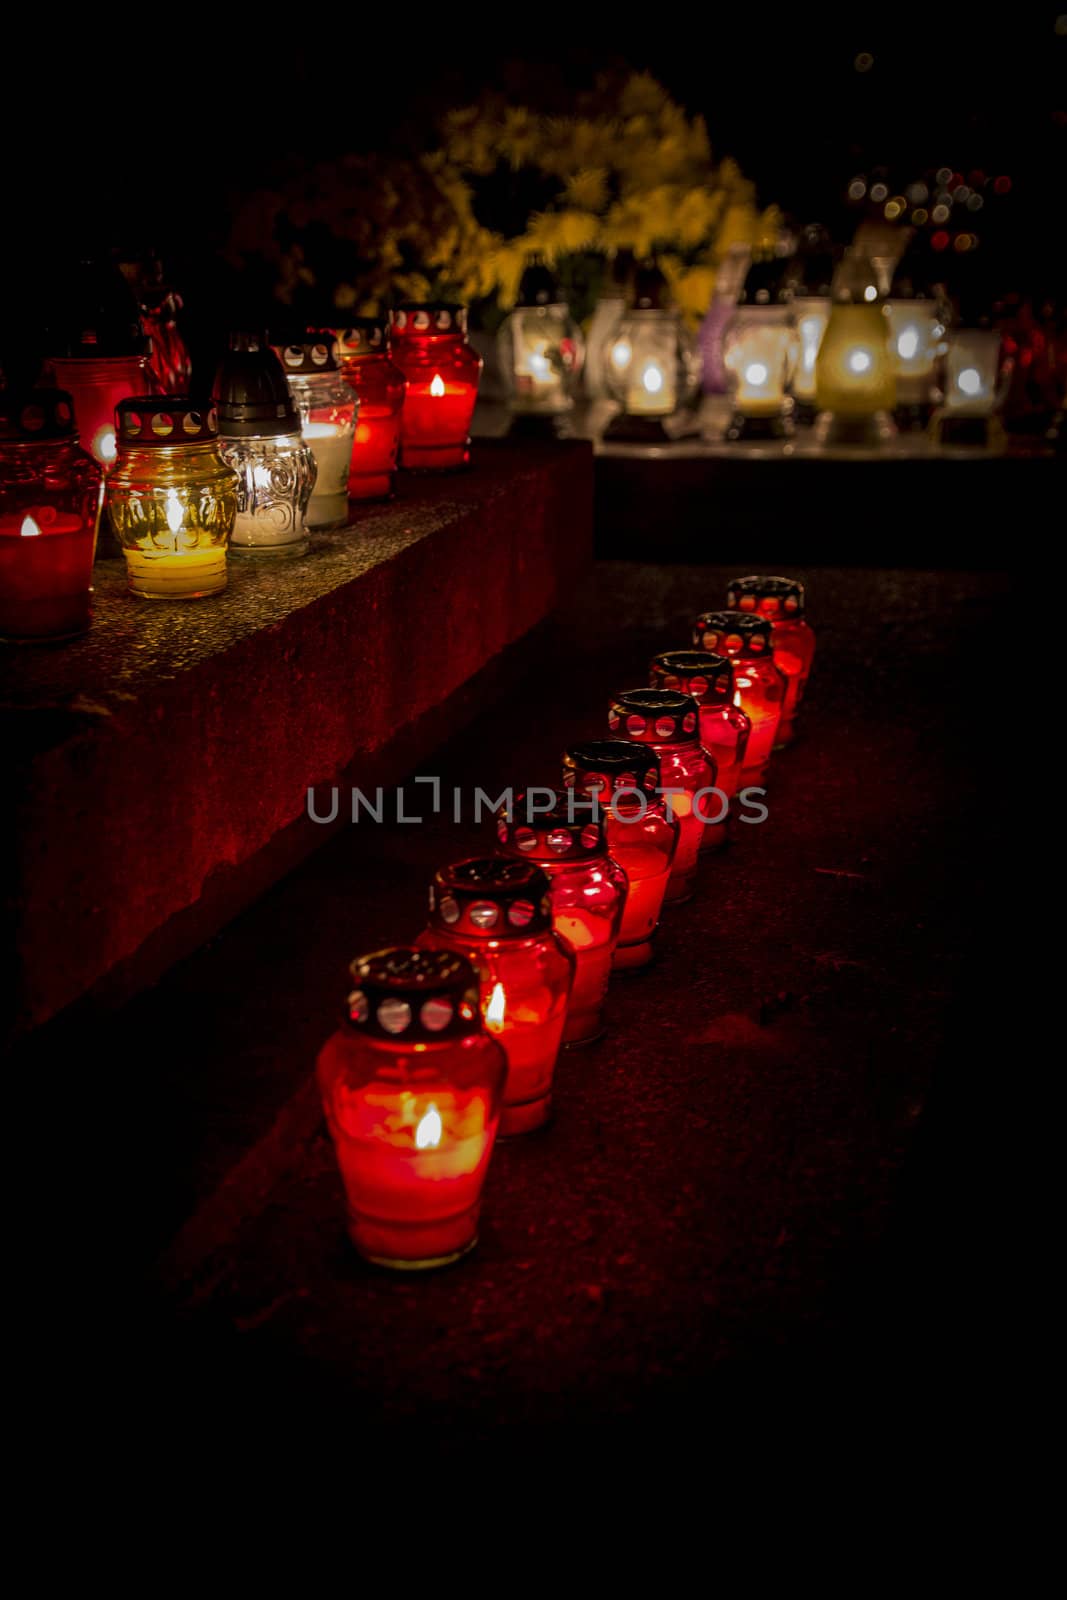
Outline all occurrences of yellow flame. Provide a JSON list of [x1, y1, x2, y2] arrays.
[[165, 489, 184, 535], [415, 1103, 443, 1149], [485, 981, 506, 1030], [430, 374, 446, 397], [20, 514, 41, 538]]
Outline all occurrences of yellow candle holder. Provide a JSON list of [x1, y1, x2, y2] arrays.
[[814, 252, 897, 448], [107, 398, 238, 599]]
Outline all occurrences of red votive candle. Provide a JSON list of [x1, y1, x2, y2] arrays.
[[496, 791, 627, 1045], [417, 858, 574, 1135], [334, 321, 406, 501], [317, 947, 507, 1270], [561, 740, 678, 972], [692, 612, 786, 786], [390, 303, 482, 471], [0, 389, 102, 642], [650, 651, 751, 822], [46, 258, 152, 467], [725, 575, 815, 746], [609, 689, 717, 903]]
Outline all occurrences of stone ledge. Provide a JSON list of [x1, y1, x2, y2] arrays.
[[3, 440, 593, 1037]]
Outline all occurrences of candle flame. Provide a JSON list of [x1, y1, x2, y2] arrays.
[[92, 426, 117, 464], [165, 489, 184, 535], [641, 362, 664, 395], [958, 367, 983, 396], [485, 981, 506, 1030], [897, 328, 919, 360], [610, 339, 632, 371], [430, 374, 446, 397], [744, 362, 769, 387], [20, 514, 42, 538], [415, 1103, 443, 1150], [847, 348, 873, 375]]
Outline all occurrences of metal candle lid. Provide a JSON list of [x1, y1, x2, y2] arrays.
[[496, 790, 608, 862], [334, 319, 390, 357], [609, 688, 699, 745], [345, 947, 485, 1043], [650, 650, 734, 706], [213, 336, 301, 437], [0, 388, 78, 442], [726, 575, 805, 616], [390, 304, 469, 337], [271, 332, 341, 374], [430, 858, 553, 938], [561, 739, 661, 798], [693, 610, 775, 657], [115, 397, 220, 445]]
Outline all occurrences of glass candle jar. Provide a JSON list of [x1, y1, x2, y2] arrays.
[[884, 298, 944, 425], [814, 250, 896, 446], [693, 611, 786, 783], [496, 792, 626, 1045], [649, 651, 751, 808], [46, 259, 152, 466], [935, 328, 1003, 445], [317, 947, 507, 1270], [498, 262, 584, 424], [214, 334, 316, 558], [603, 263, 697, 441], [724, 575, 815, 746], [608, 689, 716, 903], [107, 398, 238, 600], [273, 333, 356, 530], [0, 389, 102, 642], [561, 740, 678, 972], [786, 227, 835, 422], [335, 321, 406, 501], [390, 303, 483, 471], [722, 257, 797, 440], [417, 858, 574, 1136]]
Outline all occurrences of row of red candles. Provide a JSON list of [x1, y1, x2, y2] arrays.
[[317, 579, 817, 1270], [0, 316, 482, 643]]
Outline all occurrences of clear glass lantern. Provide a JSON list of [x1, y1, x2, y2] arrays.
[[107, 397, 238, 600], [273, 333, 356, 530], [722, 257, 797, 440], [933, 328, 1004, 445], [0, 389, 102, 642], [603, 264, 698, 441], [317, 947, 507, 1270], [884, 299, 945, 426], [787, 227, 835, 421], [497, 261, 583, 430], [47, 260, 152, 468], [214, 334, 316, 558], [814, 248, 896, 446]]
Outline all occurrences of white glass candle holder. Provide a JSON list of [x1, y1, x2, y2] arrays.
[[274, 334, 357, 531]]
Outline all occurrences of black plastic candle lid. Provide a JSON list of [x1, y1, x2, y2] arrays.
[[391, 304, 469, 336], [650, 650, 734, 706], [496, 790, 608, 861], [213, 338, 301, 436], [116, 396, 219, 445], [693, 610, 775, 655], [334, 320, 389, 356], [515, 261, 562, 307], [725, 575, 805, 615], [430, 858, 553, 938], [0, 388, 77, 441], [271, 331, 340, 374], [608, 689, 700, 744], [47, 259, 148, 358], [561, 739, 661, 796]]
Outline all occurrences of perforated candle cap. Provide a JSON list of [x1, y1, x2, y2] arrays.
[[430, 858, 554, 939], [694, 609, 775, 657], [725, 575, 805, 617], [334, 319, 390, 356], [115, 396, 219, 445], [497, 790, 609, 862], [562, 739, 661, 799], [650, 650, 734, 706], [0, 388, 78, 442], [391, 303, 469, 337], [213, 340, 302, 437], [609, 688, 700, 745], [345, 947, 485, 1043], [271, 331, 341, 373]]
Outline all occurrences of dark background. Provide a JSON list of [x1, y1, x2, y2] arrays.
[[9, 7, 1065, 310]]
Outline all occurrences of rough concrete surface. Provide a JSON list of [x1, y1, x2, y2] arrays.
[[17, 559, 1013, 1447]]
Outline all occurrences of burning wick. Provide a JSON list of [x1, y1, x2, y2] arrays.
[[20, 514, 42, 539], [429, 374, 446, 397], [485, 981, 506, 1032], [641, 363, 664, 395], [415, 1103, 443, 1150], [165, 489, 184, 537], [847, 349, 873, 375]]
